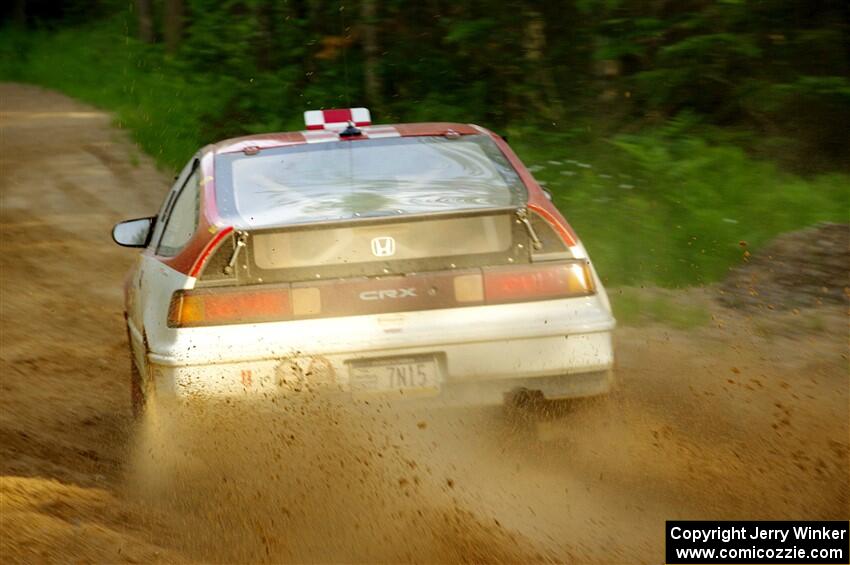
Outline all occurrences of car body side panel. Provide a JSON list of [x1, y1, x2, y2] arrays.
[[128, 254, 193, 379], [124, 254, 145, 372]]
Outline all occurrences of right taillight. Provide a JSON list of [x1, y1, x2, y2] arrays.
[[482, 261, 594, 304]]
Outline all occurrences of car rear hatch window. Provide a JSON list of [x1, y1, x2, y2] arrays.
[[243, 209, 523, 282], [252, 213, 512, 270], [214, 134, 526, 229]]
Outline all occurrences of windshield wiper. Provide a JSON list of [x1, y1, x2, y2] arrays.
[[516, 208, 543, 250], [223, 231, 248, 275]]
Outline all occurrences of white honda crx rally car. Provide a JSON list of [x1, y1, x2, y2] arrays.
[[113, 108, 616, 416]]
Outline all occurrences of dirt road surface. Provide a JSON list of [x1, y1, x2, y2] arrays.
[[1, 82, 847, 563]]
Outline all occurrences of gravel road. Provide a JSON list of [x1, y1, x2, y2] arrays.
[[1, 82, 847, 563]]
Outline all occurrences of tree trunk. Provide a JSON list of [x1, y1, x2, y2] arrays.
[[164, 0, 184, 53], [523, 8, 561, 121], [137, 0, 155, 43], [13, 0, 26, 27], [360, 0, 383, 108], [255, 1, 273, 70]]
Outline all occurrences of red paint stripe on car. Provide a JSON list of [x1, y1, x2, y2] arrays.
[[189, 226, 234, 278], [528, 203, 577, 247]]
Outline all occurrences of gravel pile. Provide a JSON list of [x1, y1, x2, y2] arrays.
[[719, 222, 849, 310]]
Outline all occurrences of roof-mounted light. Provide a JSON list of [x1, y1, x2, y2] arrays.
[[304, 108, 371, 131]]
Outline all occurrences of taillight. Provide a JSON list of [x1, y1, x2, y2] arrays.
[[168, 287, 292, 327], [168, 262, 593, 328], [482, 261, 593, 304]]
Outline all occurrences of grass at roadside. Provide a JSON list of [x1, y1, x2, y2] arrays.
[[2, 22, 847, 288], [507, 126, 849, 287], [609, 288, 711, 329]]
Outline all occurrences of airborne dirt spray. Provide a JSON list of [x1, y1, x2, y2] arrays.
[[125, 388, 548, 563]]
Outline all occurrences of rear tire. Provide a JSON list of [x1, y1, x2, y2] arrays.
[[503, 388, 610, 442], [504, 369, 615, 418], [505, 387, 609, 415], [130, 357, 146, 420], [502, 389, 545, 425]]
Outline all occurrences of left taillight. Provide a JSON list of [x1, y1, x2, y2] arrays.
[[168, 287, 292, 328]]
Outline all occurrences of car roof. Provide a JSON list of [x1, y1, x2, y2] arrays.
[[209, 122, 487, 155]]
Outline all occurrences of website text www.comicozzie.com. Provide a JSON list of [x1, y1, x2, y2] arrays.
[[673, 546, 844, 561], [666, 521, 849, 564]]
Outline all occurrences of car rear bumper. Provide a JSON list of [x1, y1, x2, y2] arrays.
[[147, 329, 614, 406]]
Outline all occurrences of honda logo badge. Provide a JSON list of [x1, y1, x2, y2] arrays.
[[371, 236, 396, 257]]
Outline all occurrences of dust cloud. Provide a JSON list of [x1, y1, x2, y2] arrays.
[[125, 394, 550, 563]]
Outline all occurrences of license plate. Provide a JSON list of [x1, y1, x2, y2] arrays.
[[349, 356, 441, 395]]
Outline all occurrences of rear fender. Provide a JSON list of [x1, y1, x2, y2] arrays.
[[139, 254, 196, 358]]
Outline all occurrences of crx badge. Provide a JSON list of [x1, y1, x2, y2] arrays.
[[371, 236, 396, 257], [360, 288, 417, 301]]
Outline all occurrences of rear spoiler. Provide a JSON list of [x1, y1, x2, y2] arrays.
[[234, 205, 521, 234]]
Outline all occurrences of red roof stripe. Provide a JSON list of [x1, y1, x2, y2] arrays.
[[323, 108, 353, 123]]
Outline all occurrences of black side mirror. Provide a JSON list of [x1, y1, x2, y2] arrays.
[[112, 217, 155, 248]]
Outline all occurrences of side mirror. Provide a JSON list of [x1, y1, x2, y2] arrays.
[[541, 187, 553, 201], [112, 217, 155, 248]]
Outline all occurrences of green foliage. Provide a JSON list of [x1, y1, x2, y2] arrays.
[[510, 127, 849, 287], [582, 0, 849, 168], [0, 8, 847, 288], [773, 76, 850, 101], [7, 0, 849, 167]]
